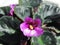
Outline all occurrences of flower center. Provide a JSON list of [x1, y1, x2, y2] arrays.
[[29, 25, 34, 30]]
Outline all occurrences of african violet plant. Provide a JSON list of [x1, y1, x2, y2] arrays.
[[9, 0, 44, 45], [0, 0, 44, 45], [0, 0, 60, 45], [15, 0, 44, 45]]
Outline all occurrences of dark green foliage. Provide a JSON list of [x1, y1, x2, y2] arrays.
[[19, 0, 42, 7], [0, 8, 5, 16], [41, 31, 56, 45], [1, 7, 10, 15], [0, 15, 29, 45], [29, 0, 42, 7], [44, 14, 60, 36], [14, 6, 31, 21]]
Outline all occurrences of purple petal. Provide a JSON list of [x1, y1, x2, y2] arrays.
[[34, 19, 42, 26], [23, 28, 31, 37], [10, 9, 14, 16], [25, 17, 33, 23], [20, 22, 29, 31], [34, 27, 44, 37], [10, 4, 16, 9], [9, 4, 16, 16], [29, 30, 37, 37]]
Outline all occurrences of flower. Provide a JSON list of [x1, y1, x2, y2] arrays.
[[20, 17, 44, 37], [9, 4, 16, 16]]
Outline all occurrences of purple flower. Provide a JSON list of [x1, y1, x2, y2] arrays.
[[20, 17, 44, 37], [9, 4, 16, 16]]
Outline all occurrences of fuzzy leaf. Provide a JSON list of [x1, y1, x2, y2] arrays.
[[0, 16, 16, 35], [19, 0, 42, 7], [31, 37, 44, 45], [41, 31, 56, 45], [0, 16, 22, 45], [1, 7, 10, 15], [0, 9, 5, 15], [14, 6, 30, 21], [33, 1, 60, 23]]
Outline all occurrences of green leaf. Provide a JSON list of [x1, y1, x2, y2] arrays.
[[0, 44, 3, 45], [19, 0, 30, 7], [0, 16, 22, 45], [19, 0, 42, 7], [56, 36, 60, 45], [0, 16, 16, 36], [41, 31, 56, 45], [40, 1, 60, 19], [31, 37, 44, 45], [14, 6, 30, 21], [0, 8, 5, 15], [1, 7, 10, 15], [0, 32, 5, 36], [31, 31, 57, 45], [29, 0, 42, 7], [33, 1, 60, 24]]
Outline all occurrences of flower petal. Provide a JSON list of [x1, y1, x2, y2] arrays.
[[23, 28, 31, 37], [10, 4, 16, 9], [9, 4, 16, 16], [25, 17, 33, 23], [34, 19, 42, 26], [10, 9, 14, 15], [30, 30, 37, 37], [20, 23, 28, 31], [35, 27, 44, 37]]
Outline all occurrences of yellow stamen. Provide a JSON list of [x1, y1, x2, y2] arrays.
[[29, 25, 34, 30]]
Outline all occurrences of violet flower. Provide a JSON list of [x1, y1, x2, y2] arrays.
[[20, 17, 44, 37], [10, 4, 16, 16]]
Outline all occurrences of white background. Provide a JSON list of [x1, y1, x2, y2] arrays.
[[43, 0, 60, 7], [0, 0, 60, 7], [0, 0, 19, 7]]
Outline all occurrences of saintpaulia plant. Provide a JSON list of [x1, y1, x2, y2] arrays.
[[20, 17, 44, 37], [10, 4, 16, 16]]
